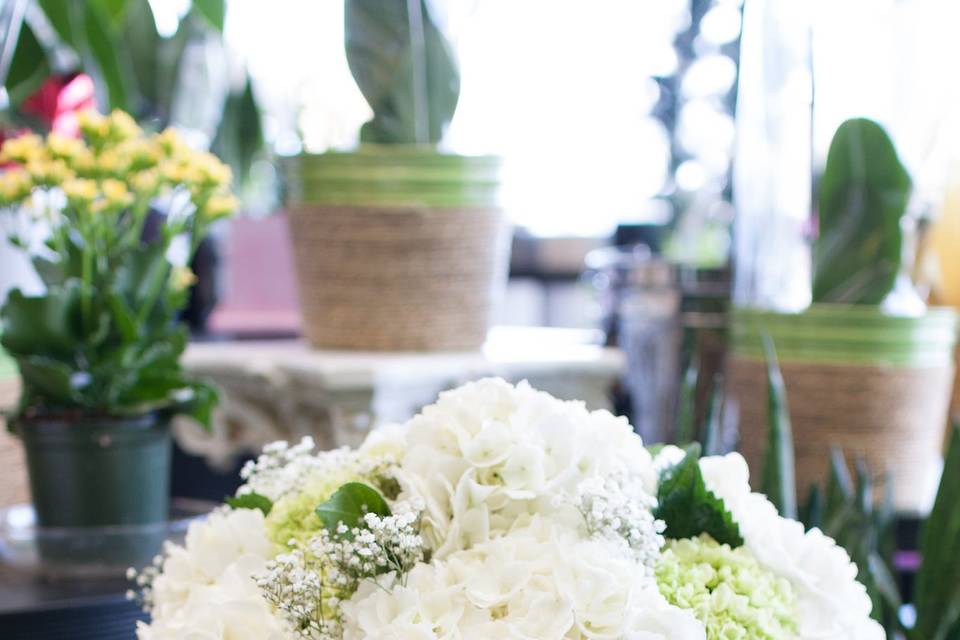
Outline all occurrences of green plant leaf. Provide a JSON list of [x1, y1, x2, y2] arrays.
[[211, 76, 264, 186], [655, 443, 743, 547], [675, 354, 698, 444], [14, 355, 78, 406], [227, 491, 273, 515], [913, 425, 960, 639], [0, 284, 82, 360], [760, 335, 797, 520], [192, 0, 225, 32], [800, 483, 823, 530], [6, 22, 51, 107], [813, 118, 911, 305], [345, 0, 460, 144], [701, 376, 723, 456], [316, 482, 391, 535]]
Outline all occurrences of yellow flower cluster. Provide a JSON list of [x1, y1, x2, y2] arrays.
[[0, 109, 238, 222]]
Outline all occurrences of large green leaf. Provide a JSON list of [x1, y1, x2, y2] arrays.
[[192, 0, 225, 32], [760, 336, 797, 520], [0, 284, 82, 360], [655, 444, 743, 547], [913, 425, 960, 639], [15, 355, 78, 406], [6, 22, 50, 107], [813, 118, 911, 305], [38, 0, 132, 111], [316, 482, 391, 534], [345, 0, 460, 144]]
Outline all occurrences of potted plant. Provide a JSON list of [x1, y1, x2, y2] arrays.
[[284, 0, 507, 351], [728, 118, 958, 513], [0, 110, 237, 530]]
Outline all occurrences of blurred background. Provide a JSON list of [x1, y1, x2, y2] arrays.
[[1, 0, 960, 634]]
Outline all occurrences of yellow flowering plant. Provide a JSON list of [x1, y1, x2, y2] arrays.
[[0, 109, 238, 426]]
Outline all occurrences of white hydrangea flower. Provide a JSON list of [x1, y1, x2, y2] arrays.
[[696, 452, 886, 640], [136, 508, 289, 640], [399, 378, 658, 556], [340, 516, 704, 640]]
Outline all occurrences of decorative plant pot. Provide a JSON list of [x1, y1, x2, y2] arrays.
[[728, 305, 958, 513], [14, 412, 172, 528], [284, 146, 508, 351]]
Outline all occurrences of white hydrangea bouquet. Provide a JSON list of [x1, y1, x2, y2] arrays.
[[134, 378, 884, 639]]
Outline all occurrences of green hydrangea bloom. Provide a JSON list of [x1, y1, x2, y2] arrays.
[[655, 534, 799, 639]]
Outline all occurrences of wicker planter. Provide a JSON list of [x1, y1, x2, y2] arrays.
[[284, 147, 508, 351], [728, 305, 958, 513]]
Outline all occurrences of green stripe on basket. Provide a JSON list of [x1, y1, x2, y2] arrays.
[[731, 305, 959, 367], [282, 148, 503, 209]]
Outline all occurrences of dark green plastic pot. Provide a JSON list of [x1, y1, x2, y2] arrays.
[[15, 412, 172, 528]]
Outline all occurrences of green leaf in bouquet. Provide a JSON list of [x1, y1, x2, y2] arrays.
[[760, 335, 797, 520], [316, 482, 391, 535], [655, 443, 744, 547], [813, 118, 911, 305], [227, 491, 273, 516], [345, 0, 460, 144], [913, 424, 960, 639]]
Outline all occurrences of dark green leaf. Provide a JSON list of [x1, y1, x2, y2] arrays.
[[15, 356, 78, 406], [825, 446, 854, 525], [210, 77, 264, 186], [192, 0, 225, 32], [82, 3, 131, 111], [760, 335, 797, 520], [227, 491, 273, 515], [701, 376, 723, 456], [91, 0, 129, 25], [345, 0, 460, 144], [814, 118, 911, 304], [6, 22, 51, 107], [675, 355, 698, 444], [176, 381, 218, 432], [0, 285, 82, 360], [316, 482, 391, 534], [800, 483, 823, 530], [655, 443, 743, 547], [913, 425, 960, 639]]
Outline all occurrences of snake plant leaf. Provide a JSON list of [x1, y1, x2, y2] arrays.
[[6, 22, 50, 107], [675, 355, 699, 444], [913, 424, 960, 640], [701, 375, 723, 456], [800, 483, 823, 530], [813, 118, 912, 305], [345, 0, 460, 144], [760, 335, 797, 520]]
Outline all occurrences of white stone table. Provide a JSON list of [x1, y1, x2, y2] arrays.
[[176, 327, 625, 468]]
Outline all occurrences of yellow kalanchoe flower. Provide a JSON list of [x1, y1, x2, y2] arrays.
[[107, 109, 141, 141], [170, 266, 198, 291], [46, 132, 86, 160], [0, 168, 34, 204], [156, 128, 186, 156], [26, 158, 74, 186], [78, 109, 109, 142], [0, 133, 45, 164], [131, 168, 161, 197], [201, 193, 239, 221], [101, 178, 134, 210], [62, 178, 98, 205]]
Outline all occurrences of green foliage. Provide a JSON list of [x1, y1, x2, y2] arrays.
[[912, 425, 960, 639], [813, 118, 912, 305], [315, 482, 391, 534], [227, 491, 274, 516], [759, 336, 797, 520], [655, 443, 744, 547], [345, 0, 460, 144], [675, 354, 698, 445], [701, 376, 723, 456]]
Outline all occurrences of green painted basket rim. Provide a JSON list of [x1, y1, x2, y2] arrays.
[[732, 304, 959, 366], [283, 148, 502, 209]]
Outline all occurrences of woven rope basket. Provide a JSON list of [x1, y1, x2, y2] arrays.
[[288, 205, 507, 351], [730, 352, 955, 513]]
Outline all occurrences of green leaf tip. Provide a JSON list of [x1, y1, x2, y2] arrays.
[[227, 491, 273, 516]]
